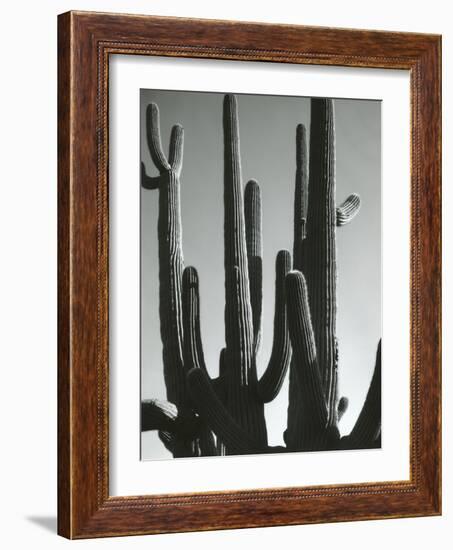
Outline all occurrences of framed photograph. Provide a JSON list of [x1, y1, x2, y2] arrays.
[[58, 11, 441, 538]]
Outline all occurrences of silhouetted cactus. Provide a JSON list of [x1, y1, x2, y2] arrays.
[[285, 98, 379, 451], [141, 104, 215, 457], [141, 93, 381, 457]]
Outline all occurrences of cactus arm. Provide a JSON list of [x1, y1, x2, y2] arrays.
[[168, 124, 184, 175], [293, 123, 309, 271], [146, 103, 171, 172], [344, 340, 381, 448], [244, 179, 262, 353], [336, 193, 361, 226], [181, 265, 220, 455], [285, 271, 329, 450], [141, 161, 160, 190], [182, 266, 207, 373], [187, 367, 262, 455], [257, 250, 292, 403], [223, 94, 255, 386], [141, 399, 200, 436], [337, 396, 349, 421], [141, 399, 178, 432]]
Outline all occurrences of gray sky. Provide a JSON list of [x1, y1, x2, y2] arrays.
[[140, 89, 381, 460]]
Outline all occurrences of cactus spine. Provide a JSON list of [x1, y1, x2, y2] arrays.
[[141, 94, 381, 457]]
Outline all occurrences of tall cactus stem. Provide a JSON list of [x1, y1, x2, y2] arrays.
[[141, 161, 160, 189], [223, 94, 255, 386], [145, 103, 192, 457], [141, 399, 199, 435], [157, 168, 185, 408], [303, 98, 338, 404], [293, 123, 308, 271], [245, 179, 263, 353]]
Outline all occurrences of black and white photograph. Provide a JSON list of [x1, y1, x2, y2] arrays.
[[0, 0, 446, 545], [140, 90, 382, 460]]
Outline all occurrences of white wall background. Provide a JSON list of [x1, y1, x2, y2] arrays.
[[0, 0, 449, 548]]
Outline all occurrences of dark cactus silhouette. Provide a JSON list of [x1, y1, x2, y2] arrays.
[[141, 93, 381, 457]]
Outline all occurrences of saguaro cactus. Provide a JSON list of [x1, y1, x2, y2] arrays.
[[141, 93, 381, 457], [141, 104, 215, 457], [308, 101, 360, 415], [285, 98, 379, 451]]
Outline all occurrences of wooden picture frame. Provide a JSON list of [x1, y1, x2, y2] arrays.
[[58, 10, 441, 539]]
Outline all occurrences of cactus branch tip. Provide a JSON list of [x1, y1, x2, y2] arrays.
[[146, 101, 159, 117], [183, 265, 198, 286], [337, 193, 361, 226], [245, 178, 260, 190], [277, 249, 291, 264], [224, 93, 238, 107], [296, 123, 306, 137]]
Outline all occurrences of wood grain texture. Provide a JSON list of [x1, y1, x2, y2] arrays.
[[57, 10, 441, 539], [57, 11, 71, 537]]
